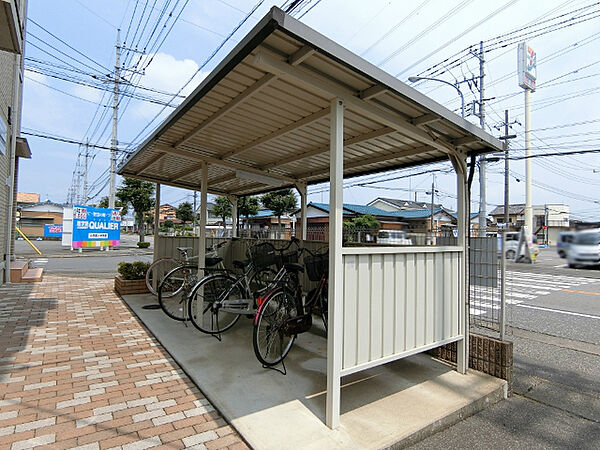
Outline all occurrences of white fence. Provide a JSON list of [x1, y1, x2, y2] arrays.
[[340, 246, 463, 376]]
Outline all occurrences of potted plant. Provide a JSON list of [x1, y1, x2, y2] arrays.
[[114, 261, 151, 296]]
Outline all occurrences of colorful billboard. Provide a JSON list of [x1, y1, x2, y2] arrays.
[[518, 42, 536, 91], [72, 205, 121, 248], [43, 224, 63, 238]]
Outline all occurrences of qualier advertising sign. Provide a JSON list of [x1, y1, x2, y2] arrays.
[[72, 205, 121, 248]]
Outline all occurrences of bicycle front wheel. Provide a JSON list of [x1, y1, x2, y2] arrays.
[[188, 274, 241, 335], [158, 265, 197, 321], [146, 258, 180, 297], [253, 288, 296, 367]]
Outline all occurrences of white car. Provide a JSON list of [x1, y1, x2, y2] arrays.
[[567, 230, 600, 268], [499, 231, 539, 259], [377, 230, 412, 245]]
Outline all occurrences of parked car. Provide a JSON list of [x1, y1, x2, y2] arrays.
[[377, 230, 412, 245], [567, 230, 600, 268], [500, 231, 539, 259], [556, 231, 575, 258]]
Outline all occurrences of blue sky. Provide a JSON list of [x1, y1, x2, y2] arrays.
[[19, 0, 600, 221]]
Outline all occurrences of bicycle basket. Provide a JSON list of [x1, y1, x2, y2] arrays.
[[281, 250, 299, 265], [250, 242, 280, 270], [304, 253, 329, 282]]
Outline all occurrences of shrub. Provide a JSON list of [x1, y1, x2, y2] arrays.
[[137, 241, 150, 248], [117, 261, 151, 280]]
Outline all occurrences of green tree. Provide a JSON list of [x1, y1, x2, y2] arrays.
[[260, 189, 297, 229], [176, 201, 194, 223], [238, 196, 259, 229], [212, 196, 232, 231], [98, 196, 124, 212], [343, 214, 380, 243], [115, 178, 155, 243]]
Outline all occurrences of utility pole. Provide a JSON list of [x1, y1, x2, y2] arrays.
[[109, 29, 120, 209], [496, 109, 517, 341], [478, 40, 487, 236], [75, 155, 81, 205], [83, 139, 89, 206]]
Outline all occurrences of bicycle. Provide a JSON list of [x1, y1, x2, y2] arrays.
[[145, 241, 227, 296], [252, 247, 328, 370], [187, 238, 300, 338], [156, 243, 227, 321]]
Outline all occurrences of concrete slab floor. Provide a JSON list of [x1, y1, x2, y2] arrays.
[[123, 293, 507, 449]]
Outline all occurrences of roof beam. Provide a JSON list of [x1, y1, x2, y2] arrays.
[[262, 126, 395, 170], [120, 171, 226, 195], [171, 162, 206, 182], [208, 172, 237, 186], [253, 51, 456, 155], [359, 85, 386, 100], [173, 73, 277, 149], [411, 113, 440, 126], [289, 46, 315, 66], [452, 135, 479, 146], [156, 145, 297, 184], [135, 152, 165, 175], [218, 107, 330, 160], [295, 144, 434, 179]]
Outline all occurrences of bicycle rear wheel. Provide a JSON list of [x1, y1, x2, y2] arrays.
[[188, 274, 241, 335], [253, 288, 296, 367], [146, 258, 180, 297], [158, 265, 197, 321]]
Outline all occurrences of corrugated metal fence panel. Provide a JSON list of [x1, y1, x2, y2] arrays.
[[341, 249, 462, 375], [470, 236, 498, 288]]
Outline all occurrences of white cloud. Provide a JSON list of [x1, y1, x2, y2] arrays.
[[127, 52, 208, 120]]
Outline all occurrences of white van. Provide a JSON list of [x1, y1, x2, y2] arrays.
[[377, 230, 412, 245], [567, 230, 600, 268]]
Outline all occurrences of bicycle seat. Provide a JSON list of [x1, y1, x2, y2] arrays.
[[205, 257, 223, 267], [284, 263, 304, 273], [233, 259, 250, 270], [177, 247, 193, 252]]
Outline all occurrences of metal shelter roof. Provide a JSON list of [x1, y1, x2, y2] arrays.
[[118, 6, 503, 196]]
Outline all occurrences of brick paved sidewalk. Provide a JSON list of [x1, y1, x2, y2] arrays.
[[0, 276, 249, 450]]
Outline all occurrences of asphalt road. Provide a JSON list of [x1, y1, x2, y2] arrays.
[[15, 243, 600, 446], [414, 247, 600, 449], [15, 234, 154, 277]]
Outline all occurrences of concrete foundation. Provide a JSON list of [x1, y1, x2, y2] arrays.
[[123, 293, 507, 449]]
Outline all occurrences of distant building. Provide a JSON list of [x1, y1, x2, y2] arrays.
[[18, 201, 64, 238], [1, 0, 29, 283], [295, 202, 474, 240], [16, 192, 40, 204], [489, 203, 570, 245]]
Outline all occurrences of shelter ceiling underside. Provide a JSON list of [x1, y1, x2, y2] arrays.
[[120, 28, 497, 196]]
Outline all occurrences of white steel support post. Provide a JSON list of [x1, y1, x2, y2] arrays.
[[153, 184, 160, 262], [198, 163, 208, 280], [296, 183, 307, 240], [451, 152, 468, 374], [326, 98, 344, 429]]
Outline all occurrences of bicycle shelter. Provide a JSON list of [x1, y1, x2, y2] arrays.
[[118, 7, 503, 430]]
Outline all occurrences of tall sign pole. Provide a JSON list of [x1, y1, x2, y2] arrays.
[[518, 42, 536, 243], [109, 29, 121, 209]]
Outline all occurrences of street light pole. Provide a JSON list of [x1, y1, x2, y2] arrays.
[[408, 76, 465, 118]]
